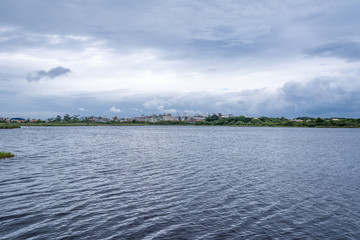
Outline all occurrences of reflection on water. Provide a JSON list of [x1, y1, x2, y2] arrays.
[[1, 126, 360, 239]]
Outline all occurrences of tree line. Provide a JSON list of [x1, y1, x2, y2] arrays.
[[195, 115, 360, 128], [4, 113, 360, 128]]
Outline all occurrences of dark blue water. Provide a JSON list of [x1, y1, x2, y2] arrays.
[[0, 126, 359, 239]]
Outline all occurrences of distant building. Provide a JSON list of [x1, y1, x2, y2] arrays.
[[193, 114, 206, 120], [173, 115, 181, 121], [221, 114, 233, 119], [291, 119, 303, 122], [184, 119, 201, 123], [144, 114, 158, 122], [124, 117, 132, 122], [11, 118, 25, 123], [180, 115, 190, 121], [101, 116, 110, 122], [163, 114, 175, 121], [88, 117, 95, 122]]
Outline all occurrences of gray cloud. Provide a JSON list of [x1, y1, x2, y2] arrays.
[[2, 76, 360, 119], [26, 70, 48, 82], [1, 1, 360, 118], [276, 77, 360, 116], [70, 76, 360, 118], [26, 66, 71, 82], [0, 0, 359, 70], [304, 42, 360, 61], [137, 77, 360, 118], [47, 66, 71, 79], [1, 1, 350, 60]]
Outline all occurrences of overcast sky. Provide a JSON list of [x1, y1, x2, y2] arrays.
[[1, 0, 360, 118]]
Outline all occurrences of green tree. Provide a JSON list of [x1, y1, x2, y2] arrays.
[[284, 121, 294, 127], [315, 118, 325, 125], [250, 118, 262, 125], [63, 114, 71, 122], [205, 114, 219, 122], [55, 115, 62, 122], [72, 115, 80, 121]]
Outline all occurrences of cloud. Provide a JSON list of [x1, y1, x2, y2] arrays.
[[163, 108, 178, 114], [304, 42, 360, 61], [2, 75, 360, 119], [0, 1, 329, 60], [276, 77, 360, 116], [47, 66, 71, 78], [78, 107, 86, 111], [110, 106, 121, 113], [26, 70, 48, 82], [143, 98, 170, 111], [2, 1, 360, 119], [138, 76, 360, 118], [27, 66, 71, 82]]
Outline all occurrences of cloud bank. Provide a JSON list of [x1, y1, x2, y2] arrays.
[[305, 42, 360, 61], [1, 1, 360, 118], [3, 75, 359, 119]]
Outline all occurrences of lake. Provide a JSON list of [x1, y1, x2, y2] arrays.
[[1, 126, 359, 239]]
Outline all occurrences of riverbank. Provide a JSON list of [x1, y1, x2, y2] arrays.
[[19, 118, 360, 128], [0, 152, 15, 159], [0, 123, 21, 129], [21, 121, 191, 127], [3, 116, 359, 128]]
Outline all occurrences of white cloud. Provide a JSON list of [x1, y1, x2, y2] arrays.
[[110, 106, 121, 113], [163, 108, 178, 114], [143, 98, 171, 111], [78, 107, 86, 111]]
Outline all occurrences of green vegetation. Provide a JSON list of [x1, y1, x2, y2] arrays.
[[19, 116, 360, 128], [195, 115, 360, 128], [21, 121, 192, 127], [0, 152, 15, 159], [0, 123, 21, 129], [4, 113, 360, 128]]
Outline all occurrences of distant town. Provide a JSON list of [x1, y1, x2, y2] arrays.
[[1, 113, 358, 128], [2, 113, 225, 124]]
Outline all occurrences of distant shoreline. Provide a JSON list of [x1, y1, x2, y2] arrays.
[[2, 116, 360, 128], [0, 123, 21, 129], [17, 122, 360, 128]]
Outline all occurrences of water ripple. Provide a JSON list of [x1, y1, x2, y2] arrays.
[[1, 126, 360, 239]]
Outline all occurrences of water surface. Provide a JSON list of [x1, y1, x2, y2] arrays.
[[1, 126, 359, 239]]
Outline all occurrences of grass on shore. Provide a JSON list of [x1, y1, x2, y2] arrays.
[[0, 152, 15, 159], [0, 123, 21, 129]]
